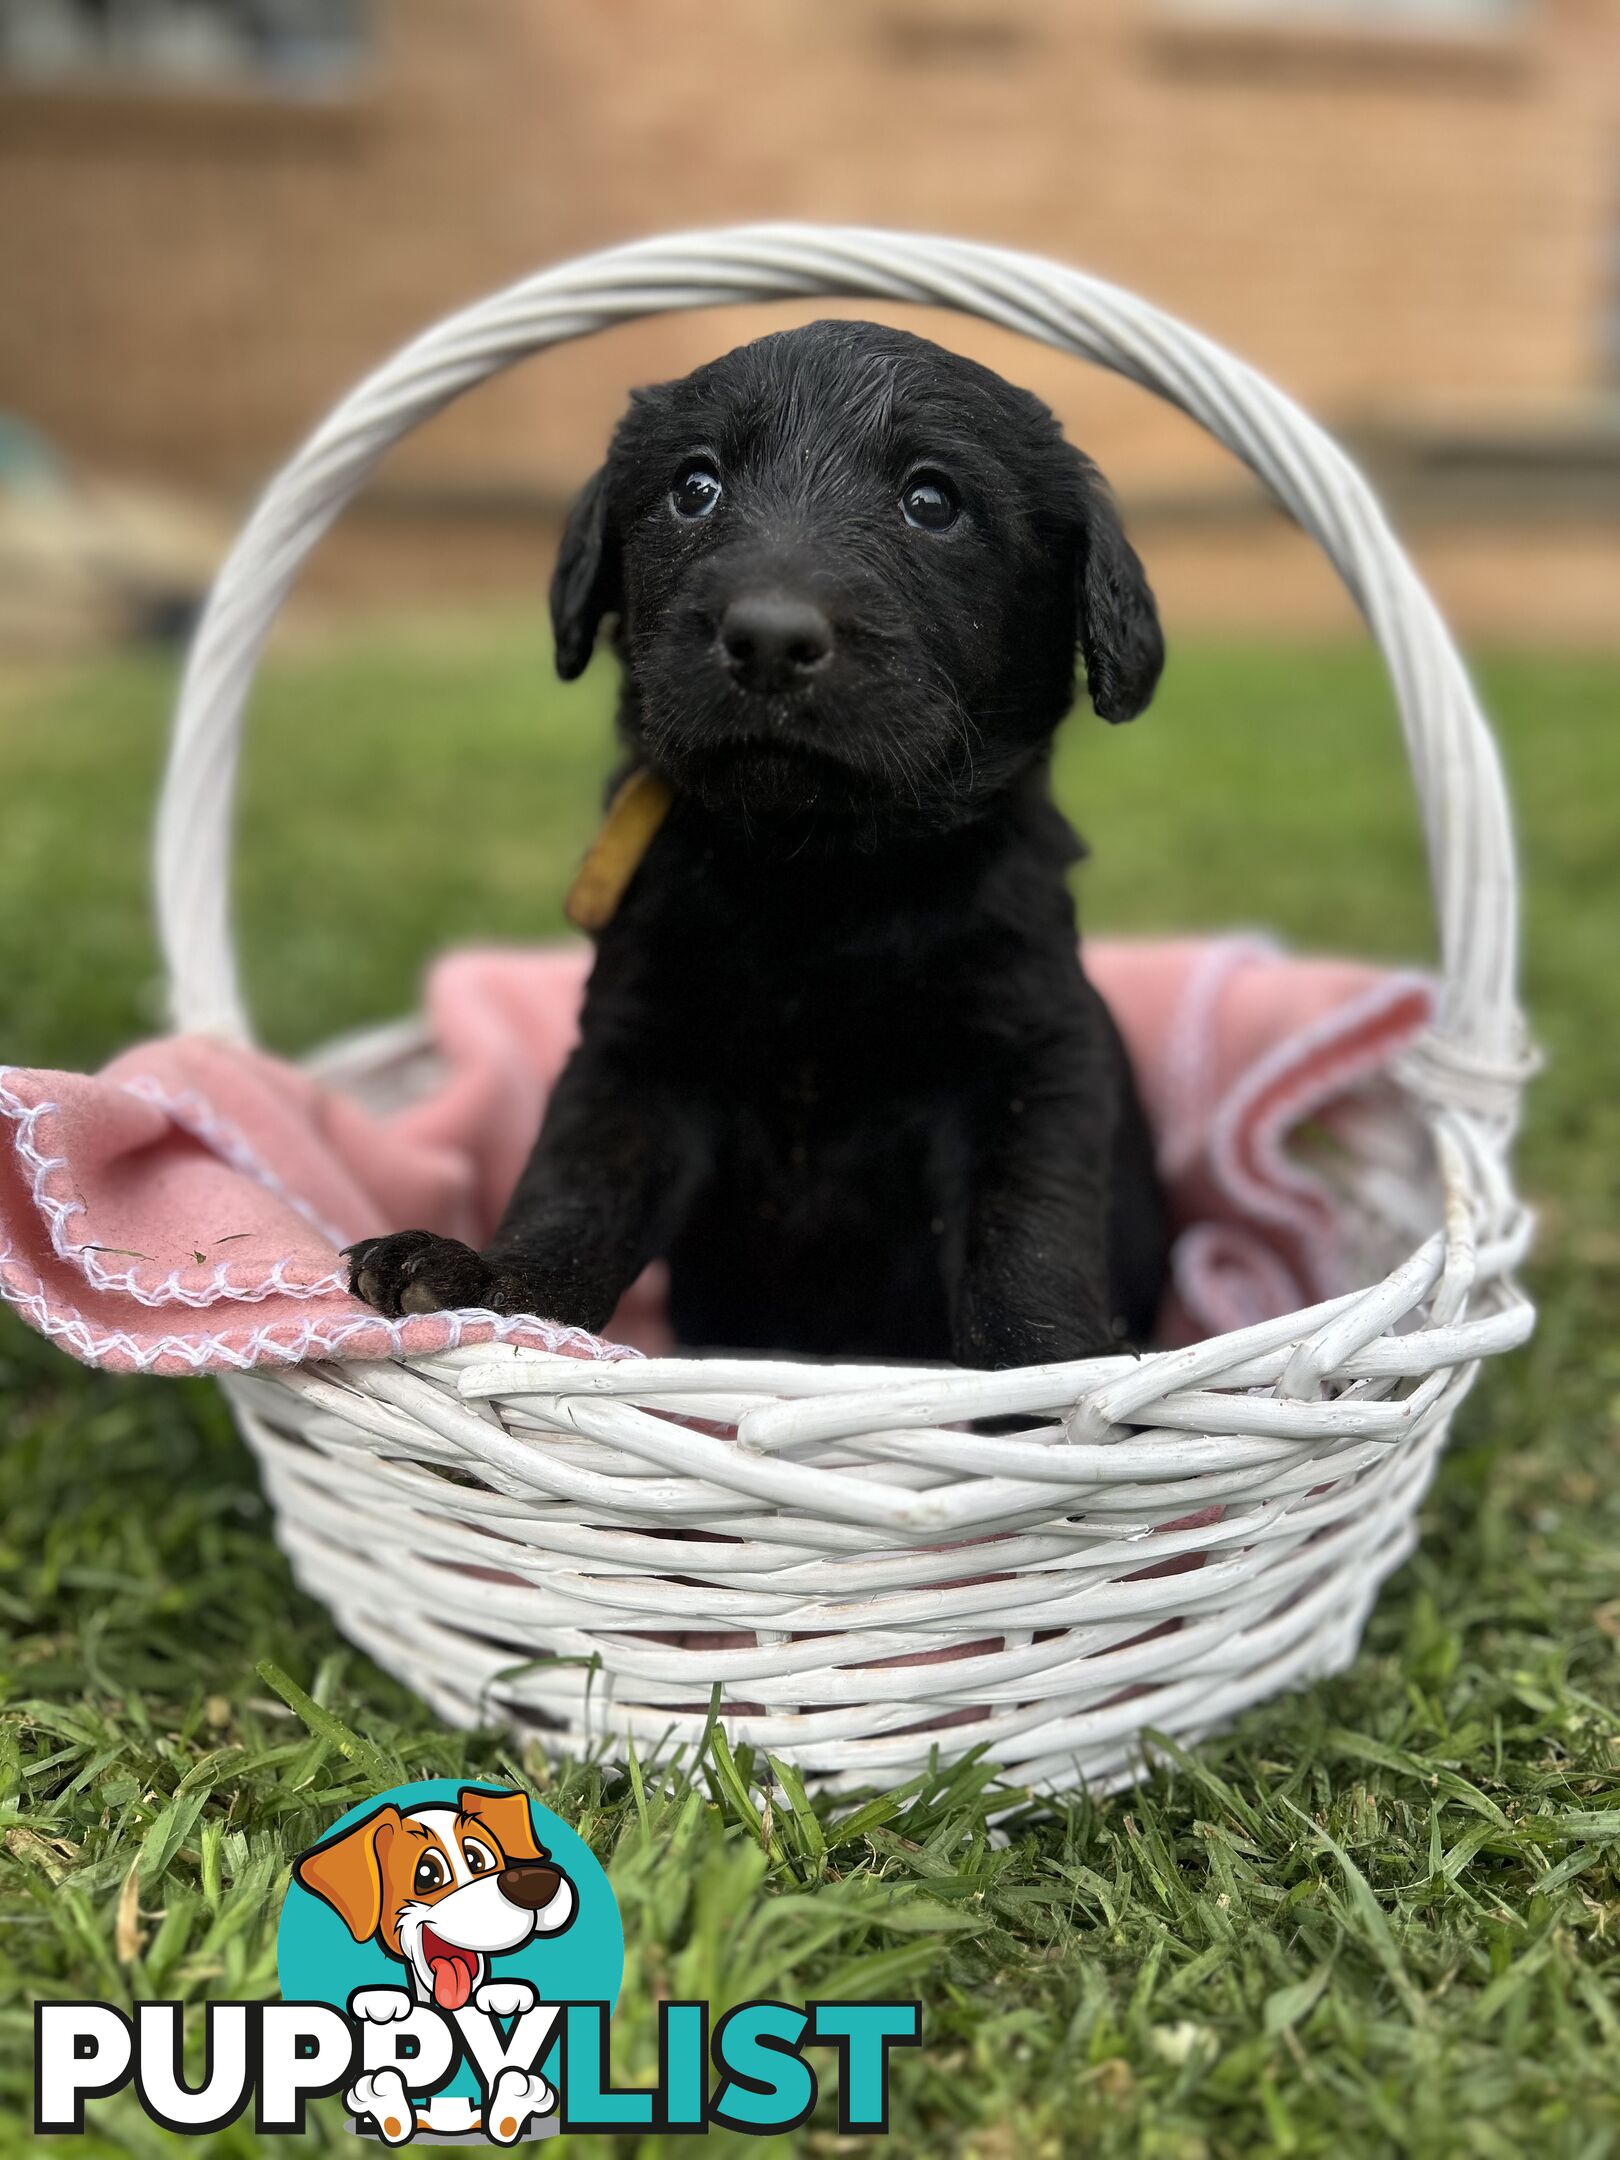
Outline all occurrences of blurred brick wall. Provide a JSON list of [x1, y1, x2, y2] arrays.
[[1, 0, 1616, 631]]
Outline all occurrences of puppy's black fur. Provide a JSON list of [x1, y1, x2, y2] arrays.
[[350, 320, 1169, 1366]]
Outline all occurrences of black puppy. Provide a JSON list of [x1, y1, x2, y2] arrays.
[[349, 320, 1168, 1367]]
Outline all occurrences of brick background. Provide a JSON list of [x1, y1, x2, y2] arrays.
[[2, 0, 1616, 633]]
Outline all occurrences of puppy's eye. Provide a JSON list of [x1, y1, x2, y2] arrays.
[[671, 462, 723, 520], [901, 472, 960, 534], [462, 1839, 497, 1876], [413, 1851, 448, 1896]]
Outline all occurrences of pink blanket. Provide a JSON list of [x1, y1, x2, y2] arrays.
[[0, 939, 1432, 1377]]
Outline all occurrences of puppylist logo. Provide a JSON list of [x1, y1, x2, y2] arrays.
[[35, 1777, 921, 2143], [280, 1779, 606, 2142]]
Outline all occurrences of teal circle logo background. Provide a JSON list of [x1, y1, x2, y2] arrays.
[[277, 1779, 622, 2100]]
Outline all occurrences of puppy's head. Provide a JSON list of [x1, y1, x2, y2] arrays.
[[293, 1786, 576, 2010], [552, 319, 1162, 835]]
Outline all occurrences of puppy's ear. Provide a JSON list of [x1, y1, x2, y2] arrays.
[[293, 1805, 401, 1941], [550, 464, 620, 682], [1072, 458, 1164, 724], [458, 1785, 547, 1863]]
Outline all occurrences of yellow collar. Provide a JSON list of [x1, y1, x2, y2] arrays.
[[563, 767, 675, 934]]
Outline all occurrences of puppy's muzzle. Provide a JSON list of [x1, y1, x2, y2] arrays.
[[497, 1860, 567, 1911], [719, 593, 833, 696]]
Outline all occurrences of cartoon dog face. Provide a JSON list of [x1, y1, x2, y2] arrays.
[[294, 1786, 576, 2010]]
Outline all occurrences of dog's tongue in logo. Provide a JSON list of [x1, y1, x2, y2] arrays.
[[422, 1925, 478, 2010]]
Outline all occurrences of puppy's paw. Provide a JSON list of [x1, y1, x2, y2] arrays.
[[346, 2068, 414, 2144], [474, 1977, 538, 2019], [349, 1985, 414, 2024], [485, 2067, 556, 2144], [345, 1230, 496, 1317], [347, 1230, 623, 1334]]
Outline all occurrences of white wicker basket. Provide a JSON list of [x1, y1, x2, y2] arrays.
[[157, 226, 1537, 1796]]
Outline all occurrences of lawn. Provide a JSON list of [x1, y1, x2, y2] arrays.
[[1, 620, 1617, 2158]]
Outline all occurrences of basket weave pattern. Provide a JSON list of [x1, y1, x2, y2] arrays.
[[158, 228, 1535, 1794]]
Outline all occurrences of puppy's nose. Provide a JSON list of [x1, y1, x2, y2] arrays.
[[719, 595, 833, 694], [497, 1860, 564, 1910]]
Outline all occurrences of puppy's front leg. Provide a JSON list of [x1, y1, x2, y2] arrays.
[[482, 1044, 704, 1331], [953, 1055, 1122, 1371], [348, 1047, 701, 1334]]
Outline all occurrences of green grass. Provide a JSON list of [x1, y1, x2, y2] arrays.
[[1, 621, 1617, 2157]]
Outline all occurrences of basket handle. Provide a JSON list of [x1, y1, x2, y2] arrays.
[[156, 224, 1531, 1120]]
